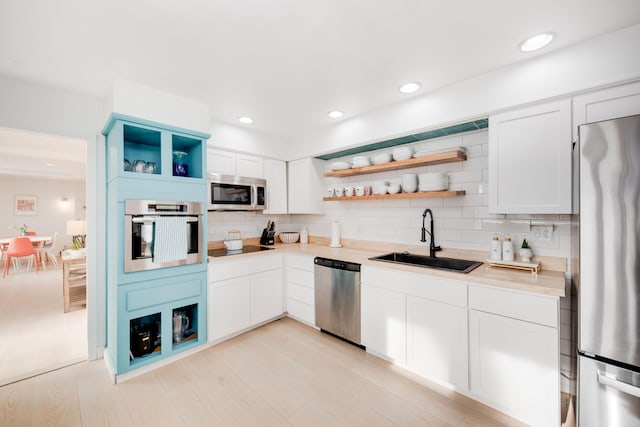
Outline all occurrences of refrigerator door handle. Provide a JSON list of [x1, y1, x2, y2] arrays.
[[597, 372, 640, 398]]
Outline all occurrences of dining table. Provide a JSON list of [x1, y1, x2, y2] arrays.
[[0, 235, 53, 270]]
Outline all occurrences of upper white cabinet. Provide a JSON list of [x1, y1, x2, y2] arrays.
[[573, 81, 640, 141], [489, 100, 572, 214], [263, 159, 288, 214], [206, 148, 264, 178], [287, 157, 325, 214], [236, 153, 264, 178], [207, 148, 237, 176]]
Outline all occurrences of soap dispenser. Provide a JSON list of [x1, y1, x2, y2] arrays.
[[490, 234, 502, 261], [502, 234, 514, 262]]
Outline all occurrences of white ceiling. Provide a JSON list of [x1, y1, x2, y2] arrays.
[[0, 1, 639, 149], [0, 128, 86, 180]]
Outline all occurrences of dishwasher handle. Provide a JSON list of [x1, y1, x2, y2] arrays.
[[314, 257, 361, 272]]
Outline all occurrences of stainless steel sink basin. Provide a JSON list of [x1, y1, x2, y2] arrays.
[[369, 252, 482, 273]]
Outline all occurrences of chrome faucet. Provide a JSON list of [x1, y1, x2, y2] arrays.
[[421, 208, 442, 258]]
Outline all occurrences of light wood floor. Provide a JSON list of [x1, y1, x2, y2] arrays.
[[0, 318, 524, 426], [0, 262, 87, 385]]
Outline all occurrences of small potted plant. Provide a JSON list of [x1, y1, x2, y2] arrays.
[[65, 240, 84, 258], [11, 224, 29, 236], [519, 239, 533, 263]]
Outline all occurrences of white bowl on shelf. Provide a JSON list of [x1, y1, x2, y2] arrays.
[[330, 161, 351, 171], [372, 153, 392, 165], [392, 146, 414, 161]]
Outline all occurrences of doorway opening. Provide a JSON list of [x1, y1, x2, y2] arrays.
[[0, 127, 90, 386]]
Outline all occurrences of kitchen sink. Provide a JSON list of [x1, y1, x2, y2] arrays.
[[369, 252, 482, 273]]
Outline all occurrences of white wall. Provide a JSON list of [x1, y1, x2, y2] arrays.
[[0, 175, 85, 248], [207, 120, 288, 160], [287, 24, 640, 160]]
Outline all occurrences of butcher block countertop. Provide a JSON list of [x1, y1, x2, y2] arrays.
[[208, 237, 567, 297]]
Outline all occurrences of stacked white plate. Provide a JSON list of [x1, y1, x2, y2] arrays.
[[330, 161, 351, 171], [372, 153, 392, 165], [418, 172, 449, 191]]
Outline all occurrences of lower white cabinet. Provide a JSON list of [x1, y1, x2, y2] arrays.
[[251, 269, 283, 324], [285, 253, 315, 325], [361, 284, 406, 363], [468, 286, 559, 427], [406, 295, 468, 390], [208, 276, 251, 340], [208, 254, 284, 342]]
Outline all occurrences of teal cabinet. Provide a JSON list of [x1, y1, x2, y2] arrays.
[[103, 114, 210, 376]]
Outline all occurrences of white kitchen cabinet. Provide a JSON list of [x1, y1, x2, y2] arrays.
[[406, 295, 468, 391], [251, 269, 283, 325], [263, 158, 288, 214], [488, 99, 572, 214], [468, 285, 559, 427], [207, 148, 237, 176], [208, 276, 251, 341], [285, 253, 315, 326], [206, 148, 264, 178], [208, 253, 284, 342], [287, 157, 325, 214], [236, 153, 264, 178], [361, 283, 406, 363], [573, 81, 640, 141]]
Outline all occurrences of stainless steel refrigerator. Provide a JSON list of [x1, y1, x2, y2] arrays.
[[577, 114, 640, 426]]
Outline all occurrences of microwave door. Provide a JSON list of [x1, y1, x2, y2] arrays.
[[212, 183, 252, 207]]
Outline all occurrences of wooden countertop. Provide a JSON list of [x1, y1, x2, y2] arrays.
[[208, 240, 567, 298]]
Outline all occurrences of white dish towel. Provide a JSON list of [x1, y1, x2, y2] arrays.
[[153, 216, 188, 264]]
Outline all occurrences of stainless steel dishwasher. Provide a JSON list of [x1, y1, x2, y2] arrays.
[[314, 257, 362, 346]]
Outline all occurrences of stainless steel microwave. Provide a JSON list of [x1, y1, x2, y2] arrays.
[[207, 174, 266, 211]]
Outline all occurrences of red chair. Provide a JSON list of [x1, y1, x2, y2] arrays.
[[3, 237, 39, 278]]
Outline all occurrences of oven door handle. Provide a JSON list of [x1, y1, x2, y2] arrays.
[[132, 216, 199, 223]]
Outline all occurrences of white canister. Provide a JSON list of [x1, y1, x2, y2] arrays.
[[330, 221, 342, 248], [300, 227, 309, 244], [502, 235, 514, 262], [490, 234, 502, 261]]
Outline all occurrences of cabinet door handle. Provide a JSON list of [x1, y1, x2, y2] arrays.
[[597, 372, 640, 398]]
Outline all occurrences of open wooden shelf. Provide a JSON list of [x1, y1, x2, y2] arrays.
[[323, 190, 465, 201], [324, 149, 467, 178]]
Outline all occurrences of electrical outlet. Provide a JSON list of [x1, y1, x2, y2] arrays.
[[531, 225, 553, 241]]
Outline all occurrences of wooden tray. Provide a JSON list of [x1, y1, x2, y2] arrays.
[[485, 259, 540, 275]]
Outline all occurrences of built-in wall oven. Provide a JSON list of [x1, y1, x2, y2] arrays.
[[207, 174, 266, 211], [124, 200, 203, 272]]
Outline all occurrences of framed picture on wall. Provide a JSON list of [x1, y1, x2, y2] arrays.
[[14, 195, 37, 216]]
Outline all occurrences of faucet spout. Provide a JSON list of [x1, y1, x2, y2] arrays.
[[421, 208, 442, 258]]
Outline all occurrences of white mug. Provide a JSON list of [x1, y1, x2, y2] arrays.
[[334, 187, 345, 197], [344, 186, 354, 197], [355, 185, 365, 196], [327, 187, 335, 197]]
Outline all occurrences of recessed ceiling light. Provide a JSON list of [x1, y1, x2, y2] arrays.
[[328, 110, 344, 119], [519, 32, 555, 52], [237, 116, 254, 124], [399, 81, 421, 94], [46, 163, 55, 167]]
